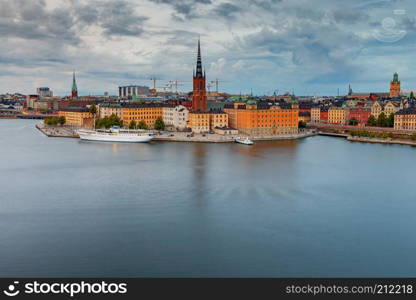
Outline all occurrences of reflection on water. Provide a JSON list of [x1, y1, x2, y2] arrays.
[[1, 120, 416, 277]]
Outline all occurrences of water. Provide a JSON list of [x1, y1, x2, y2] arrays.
[[0, 119, 415, 277]]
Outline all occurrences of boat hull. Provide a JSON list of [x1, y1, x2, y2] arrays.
[[78, 132, 154, 143]]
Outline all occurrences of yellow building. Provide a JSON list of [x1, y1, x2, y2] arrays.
[[384, 101, 400, 116], [328, 107, 349, 125], [99, 103, 122, 118], [394, 108, 416, 131], [210, 112, 228, 129], [121, 104, 163, 128], [58, 108, 94, 128], [188, 112, 210, 133]]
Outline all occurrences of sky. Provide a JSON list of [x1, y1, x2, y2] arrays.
[[0, 0, 416, 96]]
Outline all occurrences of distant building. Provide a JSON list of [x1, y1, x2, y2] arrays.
[[298, 111, 311, 123], [390, 72, 401, 98], [37, 87, 53, 98], [98, 102, 123, 118], [349, 106, 371, 126], [58, 107, 93, 128], [311, 107, 321, 123], [328, 107, 349, 125], [119, 86, 150, 98], [394, 108, 416, 131]]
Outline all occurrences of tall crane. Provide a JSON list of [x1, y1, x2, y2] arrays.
[[210, 79, 229, 93], [169, 80, 190, 93], [150, 77, 161, 90]]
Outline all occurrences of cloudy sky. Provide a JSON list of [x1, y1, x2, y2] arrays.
[[0, 0, 415, 96]]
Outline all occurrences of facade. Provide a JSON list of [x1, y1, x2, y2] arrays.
[[299, 111, 311, 123], [71, 71, 78, 99], [328, 107, 349, 125], [98, 103, 123, 118], [121, 103, 163, 129], [188, 112, 210, 133], [394, 108, 416, 131], [119, 86, 150, 98], [192, 39, 207, 112], [320, 108, 329, 123], [384, 101, 400, 116], [37, 87, 53, 98], [390, 72, 401, 98], [172, 105, 189, 130], [162, 106, 175, 127], [58, 108, 93, 128], [224, 102, 299, 136], [311, 107, 320, 123], [210, 112, 229, 129], [371, 101, 383, 119], [348, 106, 371, 126]]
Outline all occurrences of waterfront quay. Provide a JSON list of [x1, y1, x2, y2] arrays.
[[36, 122, 315, 143]]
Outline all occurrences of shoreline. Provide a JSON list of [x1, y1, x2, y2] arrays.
[[346, 136, 416, 146], [35, 123, 316, 143]]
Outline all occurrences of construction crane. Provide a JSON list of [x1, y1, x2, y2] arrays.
[[169, 80, 190, 93], [150, 77, 161, 90], [210, 79, 229, 93]]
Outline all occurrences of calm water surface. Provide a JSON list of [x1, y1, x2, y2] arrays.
[[0, 119, 415, 277]]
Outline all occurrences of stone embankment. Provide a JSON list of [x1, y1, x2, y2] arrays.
[[347, 136, 416, 146], [36, 123, 79, 138]]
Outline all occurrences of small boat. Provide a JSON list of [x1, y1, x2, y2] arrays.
[[235, 136, 254, 145], [77, 126, 154, 143]]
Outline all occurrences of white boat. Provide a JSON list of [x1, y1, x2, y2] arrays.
[[77, 126, 154, 143], [235, 136, 254, 145]]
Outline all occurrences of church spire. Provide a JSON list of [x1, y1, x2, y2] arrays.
[[71, 71, 78, 99], [195, 38, 204, 78]]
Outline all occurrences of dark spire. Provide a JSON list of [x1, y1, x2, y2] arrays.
[[195, 38, 204, 78]]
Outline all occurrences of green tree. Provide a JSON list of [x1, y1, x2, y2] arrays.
[[367, 115, 377, 126], [410, 91, 415, 100], [137, 120, 148, 130], [89, 104, 97, 115], [58, 116, 66, 126], [386, 113, 395, 128], [298, 121, 307, 129], [129, 120, 137, 129], [412, 133, 416, 141], [95, 114, 123, 129], [349, 118, 358, 126], [154, 117, 165, 131], [377, 112, 388, 127]]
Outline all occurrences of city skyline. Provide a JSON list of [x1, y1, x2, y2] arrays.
[[1, 0, 416, 96]]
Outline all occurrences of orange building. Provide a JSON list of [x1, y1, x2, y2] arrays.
[[121, 103, 163, 128], [224, 102, 299, 136]]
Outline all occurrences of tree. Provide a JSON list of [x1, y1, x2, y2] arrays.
[[298, 121, 307, 129], [412, 133, 416, 141], [410, 91, 415, 100], [154, 117, 165, 131], [386, 113, 395, 128], [95, 114, 123, 129], [58, 116, 66, 126], [367, 115, 377, 126], [129, 120, 137, 129], [137, 120, 148, 130], [349, 118, 358, 126], [89, 104, 97, 115], [377, 112, 388, 127]]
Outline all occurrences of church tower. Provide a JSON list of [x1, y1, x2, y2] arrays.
[[72, 71, 78, 99], [192, 39, 207, 112], [390, 72, 400, 98]]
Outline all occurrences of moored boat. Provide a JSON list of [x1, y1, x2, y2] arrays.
[[77, 126, 154, 143], [235, 136, 254, 145]]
